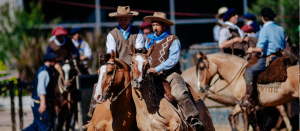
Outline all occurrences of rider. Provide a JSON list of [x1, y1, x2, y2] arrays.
[[243, 13, 261, 38], [23, 52, 59, 131], [218, 8, 248, 57], [143, 12, 204, 131], [47, 26, 79, 76], [241, 7, 286, 108], [83, 6, 144, 129], [69, 28, 92, 74], [139, 21, 153, 43], [213, 7, 228, 42]]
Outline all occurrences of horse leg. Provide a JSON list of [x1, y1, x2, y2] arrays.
[[228, 105, 242, 131], [95, 121, 107, 131], [242, 109, 248, 131], [247, 108, 262, 131], [276, 105, 292, 131], [56, 108, 65, 131]]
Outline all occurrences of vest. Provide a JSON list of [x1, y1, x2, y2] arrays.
[[110, 26, 140, 65], [147, 34, 181, 76], [213, 22, 223, 42], [32, 64, 55, 101], [48, 37, 76, 59], [221, 25, 246, 57]]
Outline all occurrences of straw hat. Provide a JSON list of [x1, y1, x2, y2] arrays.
[[109, 6, 138, 17], [143, 12, 174, 26], [218, 7, 228, 15]]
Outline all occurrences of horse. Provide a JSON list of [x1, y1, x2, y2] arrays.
[[182, 66, 293, 131], [54, 59, 79, 131], [196, 52, 299, 131], [88, 51, 137, 131], [130, 46, 215, 131]]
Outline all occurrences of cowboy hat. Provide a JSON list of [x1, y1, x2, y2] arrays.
[[109, 6, 138, 17], [144, 12, 174, 26]]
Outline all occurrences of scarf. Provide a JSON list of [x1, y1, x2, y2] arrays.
[[147, 30, 169, 49], [118, 24, 132, 40]]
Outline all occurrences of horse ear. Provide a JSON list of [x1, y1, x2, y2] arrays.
[[199, 51, 207, 60], [130, 45, 136, 55], [146, 46, 154, 57], [111, 50, 116, 60], [285, 34, 290, 41]]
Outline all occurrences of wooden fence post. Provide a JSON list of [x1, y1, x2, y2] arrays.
[[9, 81, 16, 131]]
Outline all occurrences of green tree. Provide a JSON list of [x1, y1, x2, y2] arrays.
[[0, 1, 47, 81], [249, 0, 299, 44]]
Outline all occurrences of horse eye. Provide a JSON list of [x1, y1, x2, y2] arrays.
[[107, 71, 113, 76], [131, 61, 134, 64]]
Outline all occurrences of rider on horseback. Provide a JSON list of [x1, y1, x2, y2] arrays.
[[144, 12, 204, 131], [83, 6, 145, 129], [241, 7, 286, 108]]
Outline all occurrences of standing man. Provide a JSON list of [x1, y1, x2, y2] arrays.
[[218, 8, 248, 57], [83, 6, 144, 130], [139, 21, 153, 43], [144, 12, 204, 131], [23, 53, 59, 131], [69, 28, 92, 74], [47, 27, 79, 76], [241, 7, 286, 108], [213, 7, 228, 42]]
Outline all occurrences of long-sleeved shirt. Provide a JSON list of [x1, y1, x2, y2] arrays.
[[145, 34, 180, 72], [37, 70, 50, 96], [219, 21, 244, 44], [213, 20, 224, 42], [256, 21, 286, 56], [106, 25, 144, 53], [72, 39, 92, 59]]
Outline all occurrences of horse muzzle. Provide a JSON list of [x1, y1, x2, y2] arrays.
[[132, 79, 143, 90]]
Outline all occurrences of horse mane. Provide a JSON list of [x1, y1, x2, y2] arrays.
[[114, 58, 130, 72]]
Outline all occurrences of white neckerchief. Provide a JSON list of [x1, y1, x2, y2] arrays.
[[72, 38, 79, 47], [246, 20, 253, 25], [119, 25, 130, 37], [49, 36, 66, 46], [224, 21, 244, 38], [263, 21, 274, 27]]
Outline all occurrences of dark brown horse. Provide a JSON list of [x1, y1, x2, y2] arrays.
[[54, 59, 79, 131]]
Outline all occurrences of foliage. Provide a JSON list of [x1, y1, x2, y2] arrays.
[[249, 0, 299, 44], [0, 1, 47, 81]]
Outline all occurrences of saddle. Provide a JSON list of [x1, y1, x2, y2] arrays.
[[246, 56, 293, 84], [154, 77, 201, 104]]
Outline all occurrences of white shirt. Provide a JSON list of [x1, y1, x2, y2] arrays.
[[246, 20, 253, 25], [218, 21, 244, 44], [72, 39, 92, 59], [106, 26, 144, 53]]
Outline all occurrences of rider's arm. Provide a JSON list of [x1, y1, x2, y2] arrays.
[[255, 28, 267, 51], [135, 29, 145, 50], [154, 39, 180, 73], [83, 42, 92, 60], [213, 25, 221, 42], [218, 28, 243, 49], [37, 70, 50, 97], [106, 33, 116, 53]]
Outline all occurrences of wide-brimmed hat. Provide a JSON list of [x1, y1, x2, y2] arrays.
[[109, 6, 138, 17], [144, 12, 174, 26], [243, 13, 256, 21], [218, 7, 228, 15]]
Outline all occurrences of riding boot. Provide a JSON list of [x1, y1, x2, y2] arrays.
[[178, 93, 205, 131], [240, 83, 256, 109]]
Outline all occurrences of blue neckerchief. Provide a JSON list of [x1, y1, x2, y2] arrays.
[[118, 24, 131, 40], [147, 30, 169, 49], [77, 38, 84, 52]]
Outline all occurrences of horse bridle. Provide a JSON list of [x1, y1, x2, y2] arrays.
[[102, 61, 131, 102], [131, 53, 150, 90]]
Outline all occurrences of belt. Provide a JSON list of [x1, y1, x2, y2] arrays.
[[34, 100, 41, 103]]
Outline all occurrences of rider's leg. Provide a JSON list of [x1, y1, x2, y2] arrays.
[[166, 72, 204, 130], [241, 58, 267, 107]]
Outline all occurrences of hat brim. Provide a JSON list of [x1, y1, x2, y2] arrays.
[[144, 16, 174, 26], [109, 11, 138, 17]]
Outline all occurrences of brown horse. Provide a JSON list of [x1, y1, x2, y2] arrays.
[[196, 53, 299, 131], [130, 46, 215, 131], [54, 59, 79, 131], [87, 51, 136, 131]]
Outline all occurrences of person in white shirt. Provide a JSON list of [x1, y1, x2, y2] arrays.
[[218, 8, 249, 57], [69, 28, 92, 74], [213, 7, 228, 42]]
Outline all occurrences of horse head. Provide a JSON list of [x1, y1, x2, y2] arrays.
[[284, 35, 299, 64], [130, 45, 153, 89], [94, 50, 129, 103], [195, 52, 218, 93], [60, 58, 78, 92]]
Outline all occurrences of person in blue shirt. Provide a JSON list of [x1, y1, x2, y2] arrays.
[[144, 12, 204, 131], [241, 7, 286, 108], [23, 52, 59, 131]]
